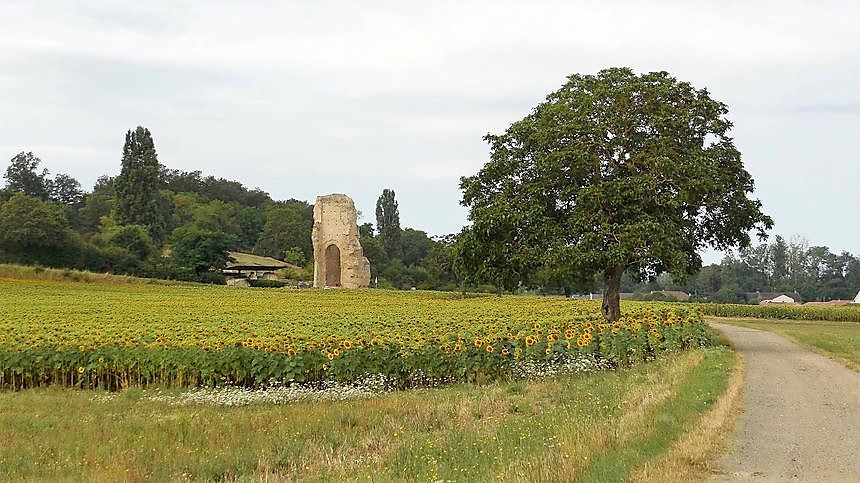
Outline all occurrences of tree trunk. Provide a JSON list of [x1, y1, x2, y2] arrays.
[[601, 266, 624, 322]]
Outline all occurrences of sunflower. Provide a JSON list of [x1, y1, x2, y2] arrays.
[[485, 345, 494, 353], [77, 366, 85, 374], [525, 335, 537, 346], [576, 333, 592, 348]]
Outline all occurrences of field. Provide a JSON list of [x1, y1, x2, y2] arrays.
[[0, 274, 737, 480], [0, 278, 709, 390], [699, 302, 860, 322], [712, 318, 860, 371]]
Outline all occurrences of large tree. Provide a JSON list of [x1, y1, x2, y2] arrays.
[[4, 152, 51, 200], [115, 127, 163, 237], [375, 189, 401, 258], [254, 200, 313, 261], [0, 193, 69, 262], [170, 225, 235, 278], [459, 68, 772, 321], [50, 173, 84, 205]]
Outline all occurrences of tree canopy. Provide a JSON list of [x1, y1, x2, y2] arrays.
[[459, 67, 772, 321]]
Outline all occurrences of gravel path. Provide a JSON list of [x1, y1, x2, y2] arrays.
[[710, 322, 860, 482]]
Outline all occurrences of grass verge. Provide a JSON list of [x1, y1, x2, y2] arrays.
[[710, 317, 860, 372], [0, 346, 734, 481]]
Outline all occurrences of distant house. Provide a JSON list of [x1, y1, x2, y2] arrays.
[[763, 294, 798, 304], [223, 252, 290, 280], [854, 290, 860, 305], [745, 291, 803, 305]]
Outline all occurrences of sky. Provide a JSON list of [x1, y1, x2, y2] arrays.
[[1, 0, 858, 264]]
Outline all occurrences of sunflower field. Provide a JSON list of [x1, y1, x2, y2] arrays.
[[0, 279, 710, 390]]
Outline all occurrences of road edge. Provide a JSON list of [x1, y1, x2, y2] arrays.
[[630, 327, 746, 482]]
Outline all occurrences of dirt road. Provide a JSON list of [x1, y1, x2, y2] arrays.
[[710, 322, 860, 482]]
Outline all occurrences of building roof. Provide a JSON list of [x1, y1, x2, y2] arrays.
[[763, 294, 797, 304], [225, 252, 291, 271], [744, 291, 803, 304]]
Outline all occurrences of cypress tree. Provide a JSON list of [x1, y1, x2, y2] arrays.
[[375, 188, 401, 258], [115, 126, 163, 238]]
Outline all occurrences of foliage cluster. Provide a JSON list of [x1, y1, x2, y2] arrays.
[[0, 279, 709, 390]]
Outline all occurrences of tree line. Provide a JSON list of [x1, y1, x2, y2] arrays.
[[4, 81, 856, 306], [0, 127, 457, 287], [623, 236, 860, 303]]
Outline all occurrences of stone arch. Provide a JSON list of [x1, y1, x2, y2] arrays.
[[324, 244, 341, 287]]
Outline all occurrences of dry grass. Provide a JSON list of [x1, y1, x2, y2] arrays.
[[0, 263, 180, 285], [0, 347, 735, 481], [630, 349, 746, 482]]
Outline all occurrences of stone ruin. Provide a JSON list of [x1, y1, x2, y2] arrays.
[[312, 194, 371, 288]]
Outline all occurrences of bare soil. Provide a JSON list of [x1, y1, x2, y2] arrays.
[[710, 322, 860, 482]]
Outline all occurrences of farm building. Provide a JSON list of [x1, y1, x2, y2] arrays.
[[222, 252, 290, 280], [855, 290, 860, 304], [745, 291, 803, 305]]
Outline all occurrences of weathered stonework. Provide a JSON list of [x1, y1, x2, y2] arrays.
[[312, 194, 371, 288]]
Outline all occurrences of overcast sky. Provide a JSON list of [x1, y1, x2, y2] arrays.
[[1, 1, 858, 263]]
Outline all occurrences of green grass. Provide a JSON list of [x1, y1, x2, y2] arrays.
[[713, 318, 860, 371], [0, 346, 734, 481]]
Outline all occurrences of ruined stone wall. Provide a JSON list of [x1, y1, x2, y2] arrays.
[[312, 194, 371, 288]]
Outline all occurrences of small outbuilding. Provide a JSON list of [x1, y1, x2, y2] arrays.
[[762, 294, 798, 304], [745, 291, 803, 305], [223, 252, 290, 280], [854, 290, 860, 305]]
